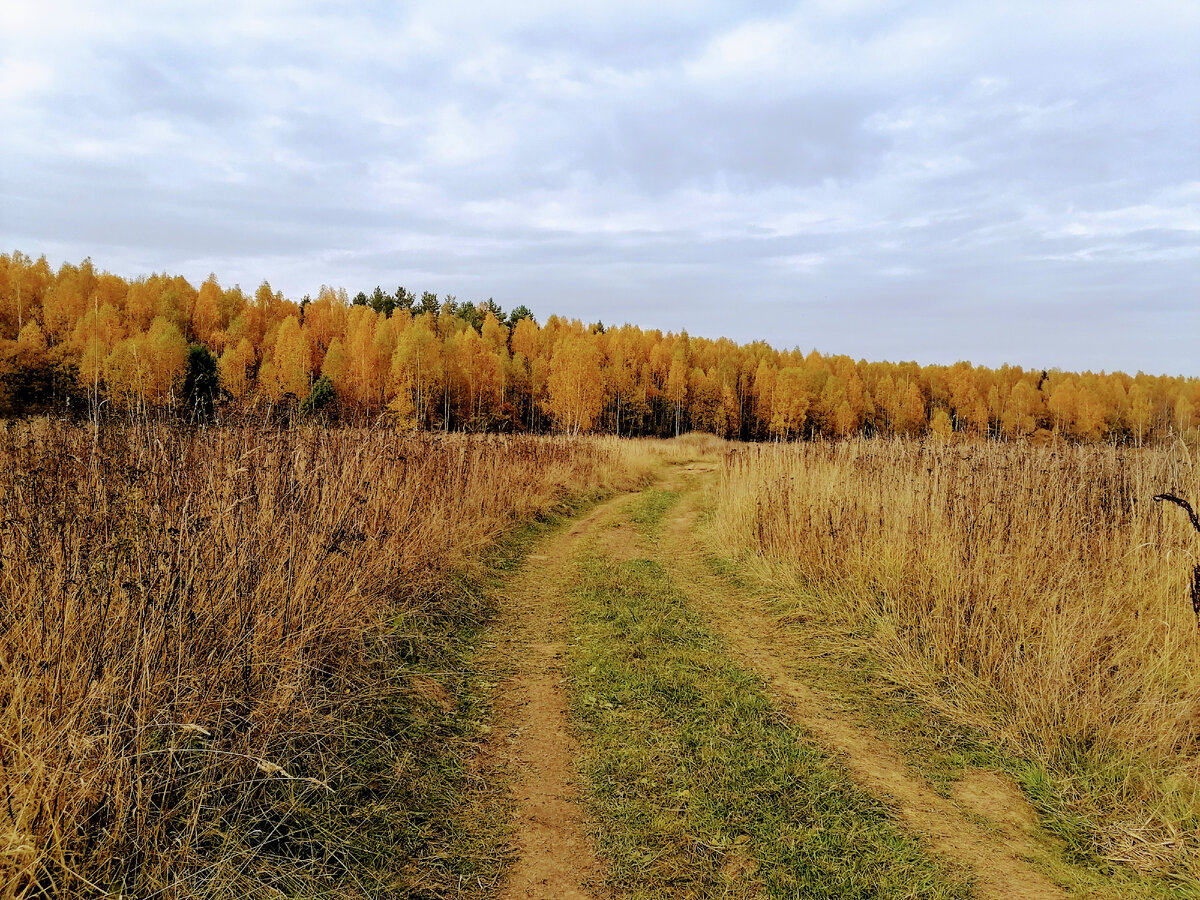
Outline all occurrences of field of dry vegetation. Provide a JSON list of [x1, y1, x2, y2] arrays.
[[0, 420, 653, 896], [711, 437, 1200, 878], [7, 419, 1200, 895]]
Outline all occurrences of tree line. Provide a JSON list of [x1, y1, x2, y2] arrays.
[[1, 251, 1196, 443]]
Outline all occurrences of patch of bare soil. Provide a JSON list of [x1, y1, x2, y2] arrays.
[[490, 503, 622, 900], [659, 472, 1068, 900], [597, 518, 640, 563], [952, 767, 1044, 855]]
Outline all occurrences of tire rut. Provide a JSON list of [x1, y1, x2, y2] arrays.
[[492, 501, 621, 900]]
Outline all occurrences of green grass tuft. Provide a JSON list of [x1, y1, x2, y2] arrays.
[[626, 488, 680, 537]]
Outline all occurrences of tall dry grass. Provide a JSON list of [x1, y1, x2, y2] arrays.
[[0, 420, 651, 896], [711, 437, 1200, 875]]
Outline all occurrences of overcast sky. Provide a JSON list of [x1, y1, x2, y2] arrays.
[[2, 1, 1197, 375]]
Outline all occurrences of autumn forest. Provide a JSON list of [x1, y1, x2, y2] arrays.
[[1, 251, 1196, 442]]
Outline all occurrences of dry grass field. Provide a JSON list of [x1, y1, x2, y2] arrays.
[[0, 420, 653, 896], [711, 437, 1200, 878], [6, 422, 1200, 896]]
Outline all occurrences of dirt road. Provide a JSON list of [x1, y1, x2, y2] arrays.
[[486, 464, 1081, 899]]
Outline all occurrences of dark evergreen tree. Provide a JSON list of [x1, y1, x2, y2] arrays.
[[182, 344, 220, 422], [370, 286, 395, 317], [300, 374, 337, 421], [456, 302, 482, 331], [415, 291, 440, 317], [507, 305, 534, 327]]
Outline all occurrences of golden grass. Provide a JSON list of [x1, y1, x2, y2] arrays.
[[0, 420, 653, 895], [710, 437, 1200, 877], [648, 432, 732, 464]]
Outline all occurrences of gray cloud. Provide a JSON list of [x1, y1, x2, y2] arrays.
[[1, 0, 1197, 374]]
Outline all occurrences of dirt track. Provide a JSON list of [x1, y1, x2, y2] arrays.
[[486, 465, 1074, 899], [492, 505, 618, 900]]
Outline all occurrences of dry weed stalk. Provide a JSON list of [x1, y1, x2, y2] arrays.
[[1151, 493, 1200, 627]]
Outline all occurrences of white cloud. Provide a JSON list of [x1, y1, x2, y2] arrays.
[[774, 252, 830, 273], [1059, 194, 1200, 239], [0, 59, 55, 103], [422, 105, 514, 168]]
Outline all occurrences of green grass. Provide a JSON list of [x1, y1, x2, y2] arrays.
[[568, 550, 974, 899], [626, 487, 680, 536]]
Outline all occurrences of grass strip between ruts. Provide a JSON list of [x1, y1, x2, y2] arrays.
[[567, 494, 974, 899]]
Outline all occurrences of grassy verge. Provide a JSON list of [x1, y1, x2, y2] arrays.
[[252, 492, 619, 898], [705, 558, 1200, 900], [567, 494, 973, 899], [196, 497, 604, 899]]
